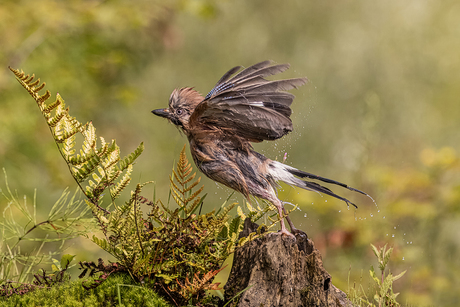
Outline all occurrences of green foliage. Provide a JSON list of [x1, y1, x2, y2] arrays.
[[0, 169, 94, 288], [1, 272, 170, 307], [7, 68, 245, 305], [369, 244, 406, 307], [347, 244, 406, 307], [140, 146, 239, 304], [77, 145, 241, 305]]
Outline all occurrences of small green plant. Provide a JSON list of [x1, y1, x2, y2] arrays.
[[370, 244, 406, 307], [347, 244, 406, 307], [1, 169, 93, 294]]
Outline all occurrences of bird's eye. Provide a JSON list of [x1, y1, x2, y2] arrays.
[[176, 108, 184, 115]]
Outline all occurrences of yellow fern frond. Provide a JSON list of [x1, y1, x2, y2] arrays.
[[170, 145, 204, 215], [183, 177, 200, 192], [185, 186, 203, 204], [237, 206, 246, 220], [11, 68, 144, 212]]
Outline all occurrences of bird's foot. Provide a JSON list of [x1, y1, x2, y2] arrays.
[[274, 228, 296, 240], [289, 227, 308, 239]]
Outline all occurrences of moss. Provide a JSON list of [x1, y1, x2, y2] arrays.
[[1, 273, 171, 307]]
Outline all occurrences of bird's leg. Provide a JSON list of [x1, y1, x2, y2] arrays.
[[282, 207, 306, 237], [283, 208, 298, 233], [278, 200, 299, 233], [271, 197, 295, 239]]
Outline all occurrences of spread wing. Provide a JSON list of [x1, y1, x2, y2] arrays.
[[189, 61, 308, 142]]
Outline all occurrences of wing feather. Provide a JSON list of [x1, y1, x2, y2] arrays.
[[191, 61, 308, 142]]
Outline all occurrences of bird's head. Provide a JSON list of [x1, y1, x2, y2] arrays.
[[152, 87, 203, 130]]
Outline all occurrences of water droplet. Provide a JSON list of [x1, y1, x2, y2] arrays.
[[325, 200, 327, 203], [392, 234, 395, 237], [304, 213, 307, 217], [338, 210, 341, 213], [383, 216, 385, 219], [377, 210, 380, 213], [402, 257, 405, 260], [394, 226, 396, 229], [370, 213, 373, 217]]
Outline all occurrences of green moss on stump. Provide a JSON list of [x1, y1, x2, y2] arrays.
[[2, 273, 171, 307]]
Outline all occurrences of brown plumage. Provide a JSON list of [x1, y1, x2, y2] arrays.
[[152, 61, 369, 238]]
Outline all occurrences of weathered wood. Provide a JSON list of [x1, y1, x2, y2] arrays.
[[224, 218, 351, 307]]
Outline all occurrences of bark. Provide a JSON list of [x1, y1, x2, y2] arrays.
[[223, 218, 351, 307]]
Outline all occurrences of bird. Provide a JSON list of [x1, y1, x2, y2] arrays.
[[152, 60, 369, 238]]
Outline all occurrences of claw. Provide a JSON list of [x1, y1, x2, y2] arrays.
[[278, 227, 296, 240]]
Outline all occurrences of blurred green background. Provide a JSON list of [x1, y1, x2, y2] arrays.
[[1, 0, 460, 305]]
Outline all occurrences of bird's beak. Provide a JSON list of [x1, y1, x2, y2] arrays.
[[152, 108, 170, 119]]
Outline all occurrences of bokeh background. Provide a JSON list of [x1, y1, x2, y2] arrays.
[[1, 0, 460, 305]]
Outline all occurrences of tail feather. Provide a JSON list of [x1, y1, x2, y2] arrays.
[[303, 181, 358, 208], [270, 161, 370, 208], [286, 167, 369, 196]]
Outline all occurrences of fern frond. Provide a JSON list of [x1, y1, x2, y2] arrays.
[[183, 176, 200, 193], [6, 69, 147, 205], [169, 174, 181, 193], [110, 165, 133, 199], [9, 68, 50, 109], [68, 151, 98, 166], [171, 188, 185, 205], [55, 128, 80, 143], [117, 142, 144, 171], [237, 206, 246, 220], [38, 90, 51, 104], [182, 171, 197, 185], [228, 216, 242, 237], [181, 163, 193, 179], [63, 134, 76, 157], [33, 81, 46, 93], [185, 186, 203, 204], [43, 95, 63, 113], [169, 146, 205, 216], [216, 202, 238, 222]]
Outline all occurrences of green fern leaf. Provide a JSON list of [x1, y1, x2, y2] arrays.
[[110, 165, 133, 199], [228, 216, 241, 236], [68, 151, 97, 166], [117, 142, 144, 171]]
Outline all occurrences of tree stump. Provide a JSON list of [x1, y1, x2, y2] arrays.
[[224, 218, 351, 307]]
